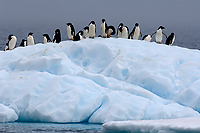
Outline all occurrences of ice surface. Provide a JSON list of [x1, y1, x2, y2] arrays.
[[101, 117, 200, 132], [0, 38, 200, 123]]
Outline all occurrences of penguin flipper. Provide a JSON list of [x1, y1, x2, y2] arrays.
[[163, 32, 167, 38], [151, 32, 156, 37]]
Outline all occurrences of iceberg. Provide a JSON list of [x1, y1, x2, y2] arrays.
[[0, 38, 200, 124]]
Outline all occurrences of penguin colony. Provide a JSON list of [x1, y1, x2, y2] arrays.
[[4, 19, 175, 51]]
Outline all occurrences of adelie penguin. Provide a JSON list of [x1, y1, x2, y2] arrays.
[[151, 26, 167, 44], [66, 23, 75, 40], [166, 33, 175, 46], [142, 35, 152, 42], [84, 26, 89, 38], [106, 26, 116, 38], [19, 39, 27, 47], [5, 34, 17, 50], [53, 29, 61, 43], [129, 23, 142, 40], [100, 19, 108, 38], [121, 26, 129, 39], [27, 32, 35, 46], [117, 23, 123, 38], [74, 30, 84, 41], [89, 21, 96, 38], [43, 34, 52, 44]]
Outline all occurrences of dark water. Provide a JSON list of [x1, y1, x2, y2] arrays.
[[0, 122, 102, 133]]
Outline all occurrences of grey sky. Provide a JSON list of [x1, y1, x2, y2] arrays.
[[0, 0, 200, 49]]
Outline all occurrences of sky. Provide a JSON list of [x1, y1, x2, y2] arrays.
[[0, 0, 200, 48]]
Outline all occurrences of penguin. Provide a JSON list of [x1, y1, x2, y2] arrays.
[[165, 33, 175, 46], [19, 39, 27, 47], [89, 21, 96, 38], [66, 23, 75, 40], [27, 32, 35, 46], [151, 26, 167, 44], [5, 34, 17, 50], [100, 19, 108, 38], [117, 23, 123, 38], [106, 25, 116, 38], [74, 30, 84, 41], [43, 34, 51, 44], [121, 26, 129, 39], [53, 29, 61, 43], [84, 26, 89, 38], [142, 35, 152, 42], [128, 23, 142, 40]]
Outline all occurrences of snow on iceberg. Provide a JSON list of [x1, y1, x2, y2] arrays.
[[0, 104, 18, 122], [0, 38, 200, 123], [101, 117, 200, 132]]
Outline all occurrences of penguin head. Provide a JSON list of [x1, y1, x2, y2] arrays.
[[89, 21, 95, 25], [158, 26, 165, 30], [102, 19, 106, 23], [7, 34, 13, 41], [171, 33, 174, 36], [135, 23, 139, 27], [43, 34, 48, 37], [55, 29, 60, 34], [28, 32, 33, 36], [84, 26, 89, 31], [66, 23, 73, 27], [78, 30, 84, 36], [118, 23, 123, 28]]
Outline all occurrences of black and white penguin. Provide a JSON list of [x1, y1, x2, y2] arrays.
[[89, 21, 96, 38], [74, 30, 84, 41], [27, 32, 35, 46], [151, 26, 167, 44], [166, 33, 175, 46], [53, 29, 61, 43], [43, 34, 51, 44], [5, 34, 17, 50], [84, 26, 89, 38], [19, 39, 27, 47], [128, 23, 142, 40], [142, 35, 152, 42], [101, 19, 108, 38], [106, 25, 116, 38], [117, 23, 123, 38], [122, 26, 129, 39], [66, 23, 75, 40]]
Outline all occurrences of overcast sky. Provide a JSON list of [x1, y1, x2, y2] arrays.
[[0, 0, 200, 47]]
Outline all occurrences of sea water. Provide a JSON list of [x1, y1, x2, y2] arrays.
[[0, 122, 102, 133]]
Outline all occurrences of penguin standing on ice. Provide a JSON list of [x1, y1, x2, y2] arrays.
[[84, 26, 89, 38], [66, 23, 75, 40], [121, 26, 129, 39], [43, 34, 51, 44], [5, 34, 17, 50], [151, 26, 167, 44], [129, 23, 142, 40], [53, 29, 61, 43], [27, 32, 35, 46], [106, 25, 116, 38], [142, 35, 152, 42], [19, 39, 27, 47], [74, 30, 84, 41], [117, 23, 123, 38], [89, 21, 96, 38], [101, 19, 108, 38], [166, 33, 175, 46]]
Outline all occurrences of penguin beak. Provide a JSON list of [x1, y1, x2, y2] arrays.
[[5, 39, 9, 41]]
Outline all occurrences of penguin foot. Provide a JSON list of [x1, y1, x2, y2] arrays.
[[70, 38, 73, 40], [157, 42, 161, 44]]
